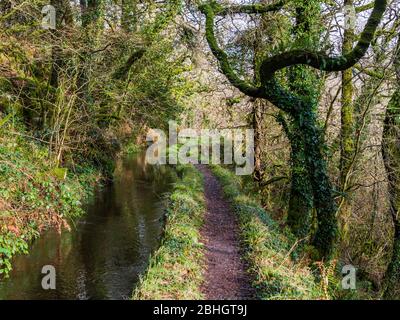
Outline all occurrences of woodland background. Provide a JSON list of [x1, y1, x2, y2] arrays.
[[0, 0, 399, 299]]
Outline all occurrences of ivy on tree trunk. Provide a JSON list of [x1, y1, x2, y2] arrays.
[[199, 0, 387, 260]]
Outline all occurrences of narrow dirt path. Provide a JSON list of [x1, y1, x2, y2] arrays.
[[197, 165, 255, 300]]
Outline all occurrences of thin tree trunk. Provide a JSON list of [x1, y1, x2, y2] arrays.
[[339, 0, 356, 241], [252, 100, 264, 182]]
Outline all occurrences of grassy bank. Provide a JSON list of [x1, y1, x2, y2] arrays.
[[0, 118, 102, 276], [133, 165, 205, 300], [210, 165, 324, 300]]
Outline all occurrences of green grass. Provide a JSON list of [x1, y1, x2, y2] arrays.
[[210, 165, 324, 300], [133, 165, 205, 300], [123, 141, 142, 155], [0, 116, 102, 276]]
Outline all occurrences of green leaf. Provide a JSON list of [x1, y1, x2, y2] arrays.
[[0, 113, 12, 128]]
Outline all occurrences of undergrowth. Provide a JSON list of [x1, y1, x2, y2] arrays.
[[0, 115, 102, 276], [133, 165, 205, 300]]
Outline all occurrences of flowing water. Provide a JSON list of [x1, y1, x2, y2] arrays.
[[0, 153, 175, 300]]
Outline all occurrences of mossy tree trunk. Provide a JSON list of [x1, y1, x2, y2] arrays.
[[382, 37, 400, 299], [78, 0, 103, 109], [80, 0, 102, 28], [284, 116, 314, 239], [121, 0, 138, 32], [43, 0, 74, 130], [252, 100, 264, 182], [339, 0, 356, 241], [299, 109, 338, 258], [284, 1, 321, 241], [268, 80, 339, 258]]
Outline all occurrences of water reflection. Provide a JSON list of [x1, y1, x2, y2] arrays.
[[0, 153, 175, 300]]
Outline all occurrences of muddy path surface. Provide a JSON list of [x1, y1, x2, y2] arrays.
[[197, 165, 255, 300]]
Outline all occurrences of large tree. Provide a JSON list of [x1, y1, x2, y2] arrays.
[[199, 0, 387, 260]]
